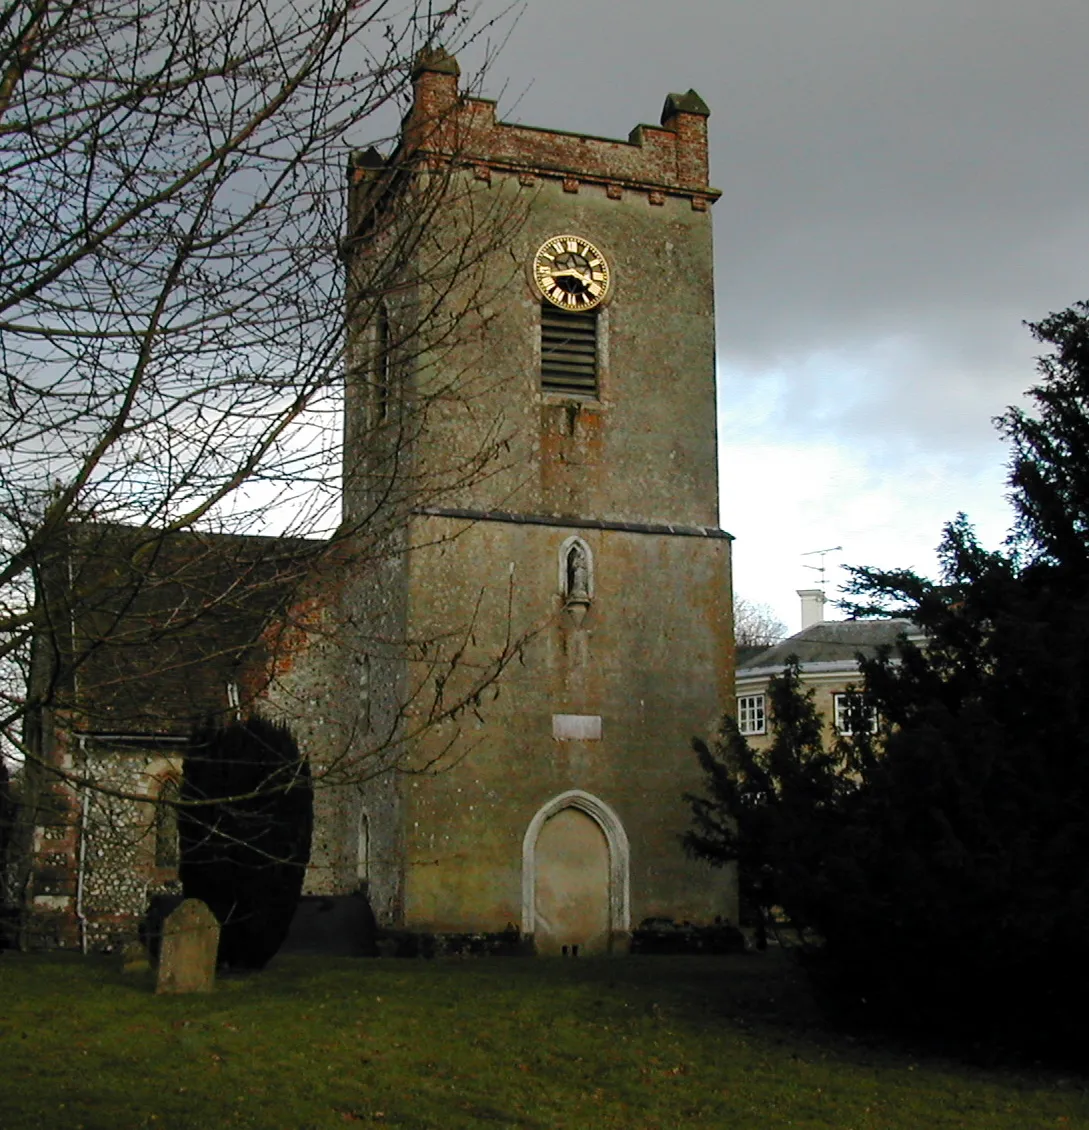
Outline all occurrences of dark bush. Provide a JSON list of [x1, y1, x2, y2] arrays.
[[179, 717, 312, 970], [688, 306, 1089, 1060], [630, 917, 745, 955]]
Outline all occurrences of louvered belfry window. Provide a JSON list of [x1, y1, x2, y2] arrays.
[[541, 303, 598, 396]]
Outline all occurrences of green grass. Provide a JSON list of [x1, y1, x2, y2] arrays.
[[0, 950, 1086, 1129]]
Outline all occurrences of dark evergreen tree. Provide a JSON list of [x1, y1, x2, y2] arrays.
[[179, 717, 313, 970], [685, 661, 855, 947], [828, 307, 1089, 1047], [691, 304, 1089, 1054], [835, 307, 1089, 1039], [820, 559, 1089, 1050]]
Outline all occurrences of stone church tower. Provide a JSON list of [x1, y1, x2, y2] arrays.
[[331, 51, 737, 952], [17, 49, 735, 954]]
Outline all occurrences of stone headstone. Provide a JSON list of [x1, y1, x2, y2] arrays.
[[155, 898, 219, 994], [121, 939, 151, 975]]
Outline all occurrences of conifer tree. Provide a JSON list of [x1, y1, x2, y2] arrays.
[[848, 308, 1089, 1043], [691, 304, 1089, 1053], [686, 660, 854, 948], [829, 306, 1089, 1042]]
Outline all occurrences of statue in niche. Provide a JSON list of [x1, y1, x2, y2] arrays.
[[565, 541, 591, 624]]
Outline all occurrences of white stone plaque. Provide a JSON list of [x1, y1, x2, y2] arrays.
[[552, 714, 602, 741]]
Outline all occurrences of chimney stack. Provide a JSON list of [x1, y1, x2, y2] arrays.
[[797, 588, 826, 630]]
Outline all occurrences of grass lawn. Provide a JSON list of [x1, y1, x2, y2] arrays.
[[0, 949, 1086, 1129]]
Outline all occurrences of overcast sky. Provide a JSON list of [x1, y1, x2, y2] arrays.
[[456, 0, 1089, 632]]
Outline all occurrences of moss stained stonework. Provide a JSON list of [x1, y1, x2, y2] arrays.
[[22, 50, 737, 952], [332, 53, 738, 950]]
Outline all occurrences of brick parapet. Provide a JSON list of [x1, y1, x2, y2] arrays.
[[431, 102, 716, 196], [661, 111, 709, 191], [356, 49, 718, 207]]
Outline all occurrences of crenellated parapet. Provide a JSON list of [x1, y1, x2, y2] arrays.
[[352, 47, 718, 211]]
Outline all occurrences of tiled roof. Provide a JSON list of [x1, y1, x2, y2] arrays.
[[36, 524, 322, 735], [738, 618, 917, 673]]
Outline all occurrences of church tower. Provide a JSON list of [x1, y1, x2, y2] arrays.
[[340, 50, 736, 951]]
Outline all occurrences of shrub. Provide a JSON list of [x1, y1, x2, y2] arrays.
[[179, 717, 312, 970]]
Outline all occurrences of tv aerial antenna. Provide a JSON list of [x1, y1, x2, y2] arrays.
[[801, 545, 843, 593]]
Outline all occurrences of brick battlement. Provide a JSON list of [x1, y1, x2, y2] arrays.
[[355, 47, 717, 201]]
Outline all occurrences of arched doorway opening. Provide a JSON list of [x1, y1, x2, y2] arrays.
[[522, 790, 629, 955]]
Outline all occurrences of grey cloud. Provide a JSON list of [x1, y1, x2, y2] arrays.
[[470, 0, 1089, 465]]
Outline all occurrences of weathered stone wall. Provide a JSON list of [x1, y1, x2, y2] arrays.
[[21, 54, 736, 952], [78, 750, 183, 949], [363, 167, 719, 528], [260, 535, 409, 927], [23, 736, 182, 950], [399, 516, 736, 937], [338, 58, 737, 943]]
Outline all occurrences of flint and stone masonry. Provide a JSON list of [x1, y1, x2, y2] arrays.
[[22, 49, 736, 953]]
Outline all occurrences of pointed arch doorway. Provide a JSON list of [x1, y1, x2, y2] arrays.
[[522, 790, 630, 955]]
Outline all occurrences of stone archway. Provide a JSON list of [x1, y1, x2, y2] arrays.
[[522, 790, 629, 955]]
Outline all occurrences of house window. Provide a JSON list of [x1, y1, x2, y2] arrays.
[[541, 304, 598, 396], [737, 694, 766, 736], [833, 692, 877, 734]]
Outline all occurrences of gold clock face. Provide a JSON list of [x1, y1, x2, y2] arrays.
[[533, 235, 610, 310]]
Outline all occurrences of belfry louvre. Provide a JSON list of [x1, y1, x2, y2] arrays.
[[541, 305, 597, 395]]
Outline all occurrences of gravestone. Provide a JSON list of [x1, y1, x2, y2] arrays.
[[155, 898, 219, 994], [121, 939, 151, 975]]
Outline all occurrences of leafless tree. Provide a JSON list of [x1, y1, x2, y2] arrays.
[[0, 0, 537, 941], [734, 596, 787, 650]]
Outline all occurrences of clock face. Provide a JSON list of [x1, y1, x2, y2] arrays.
[[533, 235, 610, 310]]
